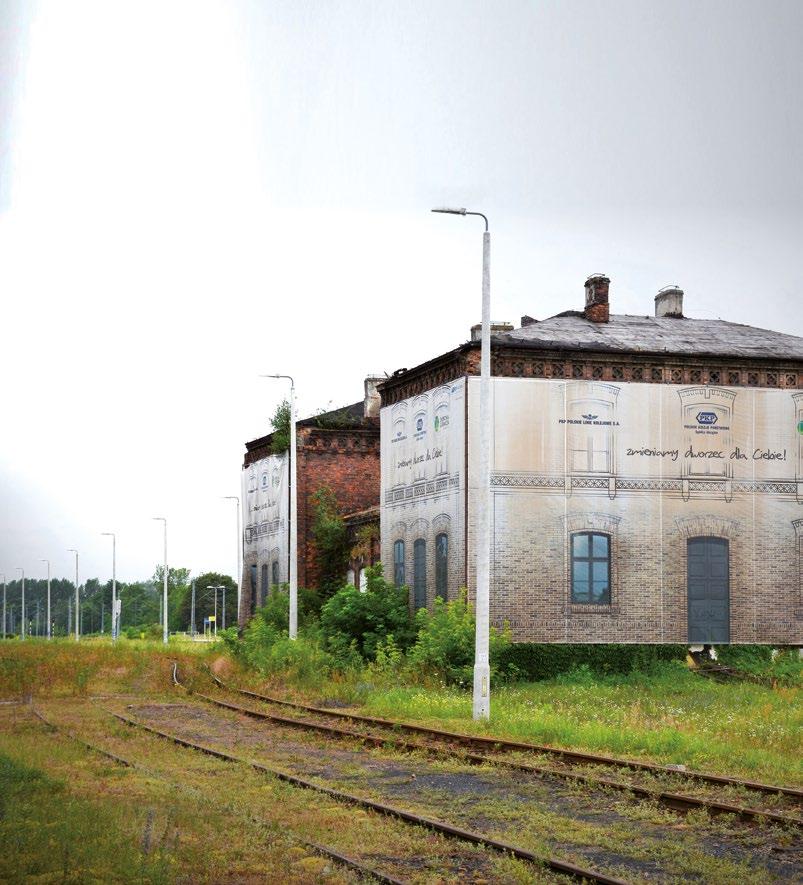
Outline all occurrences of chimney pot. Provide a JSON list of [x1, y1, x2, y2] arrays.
[[584, 274, 610, 323], [655, 286, 684, 318]]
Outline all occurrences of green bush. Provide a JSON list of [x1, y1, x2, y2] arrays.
[[320, 564, 414, 660], [407, 590, 512, 686], [123, 623, 162, 640], [311, 486, 352, 597], [496, 643, 688, 682], [257, 585, 321, 632], [716, 645, 802, 684]]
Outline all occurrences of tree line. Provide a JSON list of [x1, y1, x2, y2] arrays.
[[1, 568, 237, 638]]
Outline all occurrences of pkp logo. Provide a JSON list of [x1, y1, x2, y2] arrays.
[[696, 411, 718, 426]]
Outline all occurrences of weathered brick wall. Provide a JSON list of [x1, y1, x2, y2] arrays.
[[296, 427, 381, 590]]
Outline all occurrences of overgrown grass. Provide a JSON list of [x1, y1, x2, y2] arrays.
[[0, 638, 220, 699], [0, 749, 172, 883], [354, 662, 802, 784]]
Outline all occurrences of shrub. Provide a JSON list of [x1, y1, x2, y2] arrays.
[[407, 590, 512, 686], [311, 487, 351, 597], [123, 623, 162, 640], [257, 585, 322, 632], [716, 645, 802, 685], [320, 565, 414, 660], [496, 643, 688, 681], [269, 399, 291, 454]]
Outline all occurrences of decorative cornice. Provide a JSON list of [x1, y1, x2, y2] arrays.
[[380, 342, 803, 406], [491, 472, 802, 500]]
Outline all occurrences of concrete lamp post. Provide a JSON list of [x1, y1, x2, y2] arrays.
[[67, 550, 79, 640], [1, 574, 6, 639], [40, 559, 51, 639], [259, 374, 298, 640], [15, 568, 25, 640], [208, 584, 225, 637], [222, 496, 242, 625], [152, 519, 168, 644], [432, 207, 492, 721], [101, 533, 117, 640]]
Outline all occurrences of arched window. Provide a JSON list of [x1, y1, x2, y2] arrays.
[[570, 532, 610, 604], [435, 533, 448, 601], [271, 560, 280, 587], [261, 563, 268, 605], [359, 568, 367, 593], [346, 568, 355, 587], [393, 540, 405, 587], [413, 539, 427, 609]]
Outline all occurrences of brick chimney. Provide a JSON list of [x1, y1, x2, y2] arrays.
[[470, 321, 514, 341], [584, 274, 610, 323], [363, 376, 384, 419], [655, 286, 684, 318]]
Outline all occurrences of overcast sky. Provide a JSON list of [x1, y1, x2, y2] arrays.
[[1, 0, 801, 584]]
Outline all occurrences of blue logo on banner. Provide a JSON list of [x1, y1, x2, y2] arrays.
[[696, 411, 718, 426]]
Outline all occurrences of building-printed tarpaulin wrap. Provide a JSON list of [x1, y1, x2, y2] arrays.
[[383, 376, 803, 645], [241, 450, 290, 614]]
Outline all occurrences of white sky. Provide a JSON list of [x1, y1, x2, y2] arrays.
[[1, 0, 801, 582]]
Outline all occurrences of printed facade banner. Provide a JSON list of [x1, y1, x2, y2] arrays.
[[381, 378, 466, 608], [382, 377, 803, 644], [241, 451, 290, 606]]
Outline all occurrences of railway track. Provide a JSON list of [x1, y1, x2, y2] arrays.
[[29, 706, 408, 885], [693, 662, 773, 687], [112, 707, 631, 885], [185, 669, 802, 828]]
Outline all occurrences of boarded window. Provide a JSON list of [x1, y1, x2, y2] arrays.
[[413, 539, 427, 610], [250, 564, 258, 609], [393, 540, 405, 587], [260, 563, 268, 606], [435, 533, 448, 601]]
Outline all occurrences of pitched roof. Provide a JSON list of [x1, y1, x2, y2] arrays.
[[500, 312, 803, 361]]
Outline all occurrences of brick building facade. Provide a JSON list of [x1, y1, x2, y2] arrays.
[[240, 378, 381, 623], [379, 278, 803, 645]]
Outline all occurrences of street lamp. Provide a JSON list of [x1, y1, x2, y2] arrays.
[[222, 496, 241, 625], [101, 533, 117, 640], [208, 584, 225, 637], [152, 518, 168, 644], [40, 560, 51, 639], [15, 568, 25, 640], [432, 206, 492, 721], [259, 374, 298, 640], [67, 550, 79, 640]]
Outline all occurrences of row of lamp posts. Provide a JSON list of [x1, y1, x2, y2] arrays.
[[2, 209, 491, 718]]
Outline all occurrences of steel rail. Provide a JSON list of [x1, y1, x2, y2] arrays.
[[31, 707, 134, 767], [30, 704, 406, 885], [112, 709, 630, 885], [186, 685, 802, 829], [206, 674, 802, 803]]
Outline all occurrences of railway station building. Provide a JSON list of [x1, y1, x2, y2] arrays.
[[240, 378, 382, 623], [378, 277, 803, 645]]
